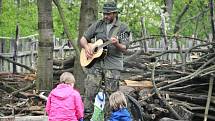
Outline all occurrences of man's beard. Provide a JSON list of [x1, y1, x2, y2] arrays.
[[104, 18, 113, 24]]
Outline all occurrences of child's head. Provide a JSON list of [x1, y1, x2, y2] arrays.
[[109, 91, 127, 111], [60, 72, 75, 85]]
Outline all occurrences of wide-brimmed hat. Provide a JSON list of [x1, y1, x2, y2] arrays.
[[102, 1, 118, 13]]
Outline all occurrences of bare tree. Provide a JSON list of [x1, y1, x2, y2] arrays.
[[209, 0, 215, 43], [164, 0, 173, 16], [173, 0, 192, 71], [37, 0, 53, 91]]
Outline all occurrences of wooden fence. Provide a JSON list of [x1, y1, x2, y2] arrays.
[[128, 35, 210, 63], [0, 35, 74, 73], [0, 34, 210, 73]]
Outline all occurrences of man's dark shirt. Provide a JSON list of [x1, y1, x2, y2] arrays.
[[83, 19, 129, 70]]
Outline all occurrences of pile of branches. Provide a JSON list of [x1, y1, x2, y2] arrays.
[[121, 41, 215, 121], [0, 38, 214, 121], [0, 73, 46, 117]]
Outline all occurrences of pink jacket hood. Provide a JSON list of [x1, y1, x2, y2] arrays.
[[51, 84, 73, 99], [46, 84, 84, 121]]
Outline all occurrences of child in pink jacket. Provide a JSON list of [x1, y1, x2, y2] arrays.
[[46, 72, 84, 121]]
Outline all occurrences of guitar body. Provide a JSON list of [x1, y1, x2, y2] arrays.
[[80, 39, 107, 68]]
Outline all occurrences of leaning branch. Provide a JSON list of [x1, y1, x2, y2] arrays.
[[53, 0, 80, 56], [204, 76, 214, 121]]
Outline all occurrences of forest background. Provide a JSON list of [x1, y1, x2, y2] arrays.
[[0, 0, 211, 40], [0, 0, 214, 94], [0, 0, 214, 120]]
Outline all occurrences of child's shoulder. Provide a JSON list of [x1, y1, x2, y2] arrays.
[[72, 89, 81, 95]]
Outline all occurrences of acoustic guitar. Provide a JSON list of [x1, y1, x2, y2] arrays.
[[80, 32, 129, 68]]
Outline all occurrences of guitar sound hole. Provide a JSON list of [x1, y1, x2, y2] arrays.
[[94, 47, 98, 53]]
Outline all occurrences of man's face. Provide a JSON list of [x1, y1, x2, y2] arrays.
[[103, 12, 115, 24]]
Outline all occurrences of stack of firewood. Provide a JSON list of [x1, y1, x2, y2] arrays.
[[0, 73, 46, 117], [120, 45, 215, 121], [0, 42, 214, 121]]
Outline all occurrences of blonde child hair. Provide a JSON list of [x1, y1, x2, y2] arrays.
[[60, 72, 75, 84], [109, 91, 127, 111]]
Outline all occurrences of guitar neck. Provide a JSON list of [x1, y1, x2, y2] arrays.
[[97, 39, 112, 49], [97, 31, 128, 49]]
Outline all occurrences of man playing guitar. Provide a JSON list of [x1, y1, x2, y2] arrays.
[[79, 1, 130, 114]]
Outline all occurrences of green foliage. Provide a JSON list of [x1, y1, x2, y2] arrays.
[[0, 0, 37, 37], [0, 0, 212, 41], [170, 0, 211, 39], [117, 0, 161, 37], [0, 0, 80, 39], [0, 0, 16, 37], [53, 0, 80, 38]]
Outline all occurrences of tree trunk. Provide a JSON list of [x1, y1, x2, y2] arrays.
[[76, 0, 98, 94], [209, 0, 215, 42], [164, 0, 173, 16], [164, 0, 174, 27], [78, 0, 98, 41], [37, 0, 53, 91], [53, 0, 85, 95]]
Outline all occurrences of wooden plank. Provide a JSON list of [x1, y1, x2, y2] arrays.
[[0, 34, 38, 39], [1, 51, 37, 57], [17, 38, 22, 52], [1, 39, 6, 53], [15, 116, 48, 121], [3, 58, 10, 72], [0, 39, 3, 71], [10, 39, 15, 53], [124, 80, 153, 88], [0, 39, 3, 53], [17, 56, 21, 72], [0, 59, 2, 71], [25, 56, 30, 73], [26, 38, 32, 51], [0, 116, 15, 121]]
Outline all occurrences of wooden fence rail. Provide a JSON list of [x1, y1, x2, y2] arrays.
[[128, 35, 209, 63], [0, 34, 210, 73], [0, 35, 74, 73]]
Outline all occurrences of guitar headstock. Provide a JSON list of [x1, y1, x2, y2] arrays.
[[118, 31, 130, 42]]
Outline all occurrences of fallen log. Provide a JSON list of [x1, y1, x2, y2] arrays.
[[53, 56, 74, 66], [0, 116, 48, 121], [53, 68, 73, 75], [194, 113, 215, 121], [164, 91, 215, 105], [16, 116, 48, 121], [0, 106, 44, 115]]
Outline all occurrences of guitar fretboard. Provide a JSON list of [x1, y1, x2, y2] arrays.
[[97, 32, 129, 50]]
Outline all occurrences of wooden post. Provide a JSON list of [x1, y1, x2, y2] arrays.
[[0, 38, 3, 71], [140, 17, 148, 52], [13, 24, 19, 73]]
